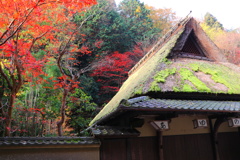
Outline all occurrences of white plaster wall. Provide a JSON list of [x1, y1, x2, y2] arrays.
[[136, 115, 238, 137]]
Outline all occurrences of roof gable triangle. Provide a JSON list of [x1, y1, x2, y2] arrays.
[[169, 29, 210, 61]]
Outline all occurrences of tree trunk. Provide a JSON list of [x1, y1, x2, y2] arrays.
[[4, 93, 16, 137], [57, 89, 68, 136]]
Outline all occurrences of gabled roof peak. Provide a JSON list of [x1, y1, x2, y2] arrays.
[[128, 16, 192, 76], [168, 29, 211, 61], [128, 17, 227, 76]]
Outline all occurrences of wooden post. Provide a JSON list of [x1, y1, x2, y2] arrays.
[[238, 127, 240, 137], [157, 130, 164, 160], [209, 116, 227, 160], [209, 118, 219, 160], [126, 138, 131, 160]]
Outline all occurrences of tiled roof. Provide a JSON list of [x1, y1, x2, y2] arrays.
[[91, 126, 140, 137], [0, 137, 100, 146], [123, 96, 240, 112]]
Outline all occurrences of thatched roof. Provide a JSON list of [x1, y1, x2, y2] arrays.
[[90, 17, 240, 126]]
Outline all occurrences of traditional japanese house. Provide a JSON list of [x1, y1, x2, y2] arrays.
[[90, 17, 240, 160]]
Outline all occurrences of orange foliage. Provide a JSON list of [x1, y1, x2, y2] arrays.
[[145, 5, 176, 34], [213, 31, 240, 64], [0, 0, 97, 136], [0, 0, 97, 80]]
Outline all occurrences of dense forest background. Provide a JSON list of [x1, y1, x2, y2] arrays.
[[0, 0, 239, 137]]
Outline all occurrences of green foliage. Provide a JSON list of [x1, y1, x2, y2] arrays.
[[79, 74, 99, 103], [74, 0, 160, 57], [201, 23, 224, 41], [74, 0, 140, 54], [12, 82, 61, 137], [201, 13, 224, 41], [118, 0, 160, 45], [73, 0, 162, 105], [45, 57, 61, 78], [66, 88, 97, 136], [179, 68, 211, 92], [204, 12, 223, 30], [0, 77, 9, 136], [154, 68, 176, 83], [32, 50, 47, 60]]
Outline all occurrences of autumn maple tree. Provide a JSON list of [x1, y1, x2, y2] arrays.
[[0, 0, 96, 136], [91, 45, 144, 103]]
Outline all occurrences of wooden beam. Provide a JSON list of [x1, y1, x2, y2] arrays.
[[157, 131, 164, 160]]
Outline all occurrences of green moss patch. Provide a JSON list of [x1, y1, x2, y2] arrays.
[[149, 81, 161, 92], [179, 68, 211, 92], [134, 86, 143, 95], [154, 68, 176, 83], [190, 63, 199, 72], [173, 84, 196, 92], [189, 61, 240, 94], [182, 84, 196, 92], [161, 57, 172, 65]]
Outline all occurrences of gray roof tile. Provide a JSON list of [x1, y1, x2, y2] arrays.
[[124, 96, 240, 113], [0, 137, 100, 146], [91, 126, 140, 137]]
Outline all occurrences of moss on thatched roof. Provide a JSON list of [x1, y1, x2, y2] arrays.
[[90, 26, 185, 125], [90, 18, 240, 126]]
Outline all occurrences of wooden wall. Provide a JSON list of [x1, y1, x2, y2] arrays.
[[101, 132, 240, 160], [101, 137, 158, 160], [163, 134, 213, 160]]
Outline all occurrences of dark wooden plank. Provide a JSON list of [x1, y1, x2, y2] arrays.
[[163, 134, 214, 160], [218, 132, 240, 160], [129, 137, 158, 160], [195, 134, 214, 160], [101, 139, 127, 160], [100, 133, 240, 160]]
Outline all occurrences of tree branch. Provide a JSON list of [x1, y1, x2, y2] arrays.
[[30, 29, 51, 52], [0, 4, 36, 46], [57, 15, 93, 77], [0, 19, 15, 42], [0, 63, 13, 90]]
